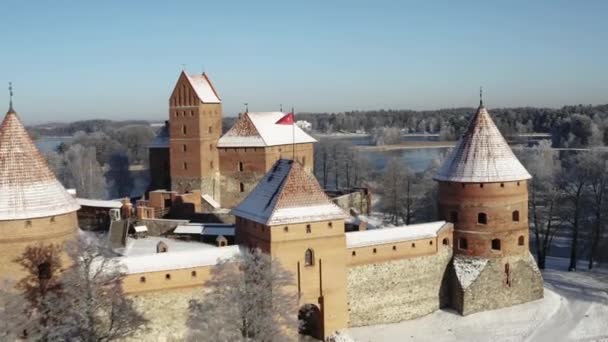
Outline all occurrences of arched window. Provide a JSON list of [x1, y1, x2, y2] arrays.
[[373, 248, 377, 254], [512, 210, 520, 222], [491, 239, 501, 251], [478, 213, 487, 225], [238, 162, 244, 172], [182, 125, 187, 135], [304, 249, 314, 266], [442, 238, 450, 246], [458, 238, 468, 250], [518, 236, 525, 246], [306, 224, 311, 234]]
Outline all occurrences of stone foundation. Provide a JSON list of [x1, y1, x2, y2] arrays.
[[346, 246, 452, 326], [450, 252, 544, 315]]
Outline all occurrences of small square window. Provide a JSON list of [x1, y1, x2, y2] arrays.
[[165, 274, 171, 280], [140, 276, 146, 283], [373, 248, 377, 254], [392, 245, 397, 251], [328, 222, 333, 228], [191, 271, 197, 277], [284, 226, 289, 232], [352, 251, 356, 256], [411, 243, 416, 248]]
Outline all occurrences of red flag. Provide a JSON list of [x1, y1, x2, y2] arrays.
[[275, 112, 294, 125]]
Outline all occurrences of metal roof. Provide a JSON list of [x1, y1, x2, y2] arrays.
[[434, 105, 532, 183]]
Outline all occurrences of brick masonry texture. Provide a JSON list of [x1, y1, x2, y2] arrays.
[[450, 252, 544, 315], [346, 246, 452, 327]]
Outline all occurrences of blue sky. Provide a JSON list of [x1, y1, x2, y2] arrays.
[[0, 0, 607, 123]]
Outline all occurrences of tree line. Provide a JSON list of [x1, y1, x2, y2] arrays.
[[299, 104, 608, 147]]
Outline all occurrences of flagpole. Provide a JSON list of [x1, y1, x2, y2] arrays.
[[291, 107, 295, 161]]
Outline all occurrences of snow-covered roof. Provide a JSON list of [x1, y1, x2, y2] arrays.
[[434, 104, 532, 183], [184, 72, 221, 104], [174, 224, 204, 234], [133, 225, 148, 233], [0, 110, 80, 220], [77, 198, 123, 209], [217, 112, 317, 148], [118, 245, 241, 274], [346, 221, 448, 248], [232, 159, 347, 225], [452, 256, 489, 289], [202, 194, 220, 209]]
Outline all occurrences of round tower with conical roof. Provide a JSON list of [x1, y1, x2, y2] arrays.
[[0, 95, 80, 283], [434, 102, 532, 258], [435, 97, 543, 315]]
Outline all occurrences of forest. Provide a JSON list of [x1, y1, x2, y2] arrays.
[[299, 104, 608, 147]]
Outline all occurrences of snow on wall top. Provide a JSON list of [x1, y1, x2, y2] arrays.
[[77, 198, 123, 209], [434, 105, 531, 183], [346, 221, 448, 248], [217, 112, 317, 147], [0, 111, 80, 220], [232, 159, 347, 225], [184, 72, 221, 104], [452, 255, 489, 289], [118, 244, 241, 274]]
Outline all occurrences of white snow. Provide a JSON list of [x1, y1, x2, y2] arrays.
[[118, 245, 241, 274], [452, 256, 489, 289], [269, 204, 347, 226], [133, 225, 148, 233], [217, 112, 317, 147], [346, 221, 447, 248], [348, 257, 608, 342], [120, 236, 216, 257], [434, 106, 532, 183], [77, 198, 123, 209], [174, 224, 204, 234], [201, 194, 220, 209], [0, 180, 81, 220], [202, 226, 235, 237], [184, 73, 220, 103]]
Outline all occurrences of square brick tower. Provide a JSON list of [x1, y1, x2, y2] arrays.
[[169, 71, 222, 200]]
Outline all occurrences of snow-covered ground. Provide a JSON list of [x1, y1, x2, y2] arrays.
[[348, 257, 608, 342]]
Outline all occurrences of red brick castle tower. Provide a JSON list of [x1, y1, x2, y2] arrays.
[[434, 94, 543, 315], [169, 71, 222, 200]]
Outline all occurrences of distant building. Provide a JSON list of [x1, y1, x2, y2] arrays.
[[0, 103, 80, 281], [149, 71, 317, 209]]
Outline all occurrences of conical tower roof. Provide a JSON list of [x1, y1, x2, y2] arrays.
[[434, 104, 531, 183], [0, 109, 80, 220], [232, 159, 346, 225]]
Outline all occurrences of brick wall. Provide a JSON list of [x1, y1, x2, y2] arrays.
[[0, 212, 78, 282]]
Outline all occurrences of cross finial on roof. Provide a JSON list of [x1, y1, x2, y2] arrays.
[[479, 86, 483, 107], [8, 82, 14, 113], [244, 103, 249, 113]]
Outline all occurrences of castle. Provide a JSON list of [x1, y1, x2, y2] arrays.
[[0, 72, 544, 340]]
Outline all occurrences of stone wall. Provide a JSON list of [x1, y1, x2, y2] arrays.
[[346, 246, 452, 327], [450, 252, 544, 315], [328, 188, 371, 216]]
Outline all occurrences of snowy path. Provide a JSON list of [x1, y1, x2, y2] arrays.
[[347, 260, 608, 342]]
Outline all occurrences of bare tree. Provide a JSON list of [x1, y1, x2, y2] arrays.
[[13, 243, 64, 341], [578, 149, 608, 269], [57, 144, 107, 198], [187, 248, 298, 342], [48, 237, 147, 341], [559, 153, 589, 272], [106, 152, 134, 198], [519, 143, 564, 269], [379, 158, 410, 225]]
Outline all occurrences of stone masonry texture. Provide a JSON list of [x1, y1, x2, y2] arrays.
[[451, 252, 544, 315], [347, 246, 452, 327]]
